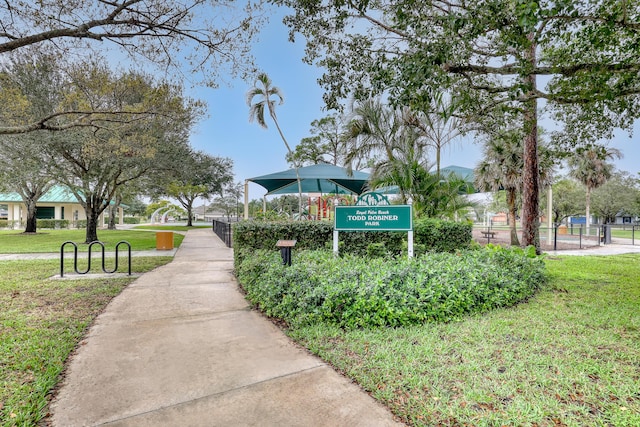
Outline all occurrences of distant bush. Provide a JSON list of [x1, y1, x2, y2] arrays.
[[236, 245, 546, 329], [124, 217, 141, 224], [37, 219, 70, 229], [0, 220, 21, 230]]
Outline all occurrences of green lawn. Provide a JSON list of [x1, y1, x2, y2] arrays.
[[0, 229, 185, 253], [0, 257, 173, 426], [611, 229, 639, 240], [2, 252, 638, 426], [289, 254, 640, 427]]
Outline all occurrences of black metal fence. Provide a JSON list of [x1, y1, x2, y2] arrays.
[[544, 224, 600, 250], [475, 224, 639, 250], [537, 224, 639, 250], [212, 219, 233, 248]]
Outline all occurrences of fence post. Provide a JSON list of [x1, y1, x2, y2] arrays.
[[579, 226, 583, 249]]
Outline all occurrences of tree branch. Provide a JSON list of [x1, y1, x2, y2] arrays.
[[0, 110, 158, 135], [445, 62, 640, 77]]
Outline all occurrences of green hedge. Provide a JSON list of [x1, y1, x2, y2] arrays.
[[123, 217, 141, 224], [233, 218, 471, 264], [236, 245, 546, 329], [413, 218, 473, 254]]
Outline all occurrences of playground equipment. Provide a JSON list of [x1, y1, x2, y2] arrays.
[[306, 194, 352, 220]]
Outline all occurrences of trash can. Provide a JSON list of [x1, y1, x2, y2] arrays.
[[558, 225, 568, 235], [156, 231, 174, 250]]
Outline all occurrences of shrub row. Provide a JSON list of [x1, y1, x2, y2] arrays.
[[233, 219, 471, 263], [0, 219, 70, 229], [0, 218, 140, 229], [0, 220, 20, 229], [235, 245, 546, 329], [36, 219, 70, 229]]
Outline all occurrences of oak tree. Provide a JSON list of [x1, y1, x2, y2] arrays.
[[273, 0, 640, 251], [1, 0, 265, 135]]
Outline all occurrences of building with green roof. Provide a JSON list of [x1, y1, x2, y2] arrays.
[[0, 185, 123, 227]]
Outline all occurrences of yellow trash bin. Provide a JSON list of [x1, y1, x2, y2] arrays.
[[558, 225, 568, 235], [156, 231, 174, 250]]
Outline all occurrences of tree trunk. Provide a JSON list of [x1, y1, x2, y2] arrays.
[[186, 205, 193, 226], [85, 207, 100, 243], [24, 198, 38, 233], [520, 39, 541, 253], [521, 117, 540, 252], [506, 188, 520, 246], [107, 195, 122, 230], [108, 204, 117, 230]]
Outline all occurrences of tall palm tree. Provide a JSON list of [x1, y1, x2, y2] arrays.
[[568, 145, 622, 233], [246, 72, 303, 215]]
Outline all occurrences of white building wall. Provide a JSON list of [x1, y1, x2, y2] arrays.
[[2, 202, 124, 226]]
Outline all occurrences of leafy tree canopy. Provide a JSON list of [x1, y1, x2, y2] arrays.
[[1, 1, 264, 83], [0, 1, 265, 135], [272, 0, 640, 250], [161, 149, 234, 226], [591, 171, 640, 223], [274, 0, 640, 143]]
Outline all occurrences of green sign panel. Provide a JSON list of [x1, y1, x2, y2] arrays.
[[335, 205, 412, 231]]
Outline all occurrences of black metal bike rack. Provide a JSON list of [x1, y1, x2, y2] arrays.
[[60, 240, 131, 277]]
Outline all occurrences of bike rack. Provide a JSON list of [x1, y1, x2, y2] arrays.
[[60, 240, 131, 277]]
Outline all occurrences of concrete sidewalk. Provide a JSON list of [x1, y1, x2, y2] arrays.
[[545, 242, 640, 256], [50, 228, 402, 427], [0, 249, 177, 261]]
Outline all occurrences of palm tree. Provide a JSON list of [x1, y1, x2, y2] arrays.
[[403, 92, 461, 176], [475, 126, 556, 247], [368, 124, 429, 204], [344, 98, 407, 172], [475, 130, 524, 246], [568, 145, 622, 233], [367, 122, 472, 219], [246, 72, 303, 215]]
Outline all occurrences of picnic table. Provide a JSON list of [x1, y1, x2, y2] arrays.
[[481, 230, 497, 241]]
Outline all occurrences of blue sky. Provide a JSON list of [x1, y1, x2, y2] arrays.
[[186, 6, 640, 202]]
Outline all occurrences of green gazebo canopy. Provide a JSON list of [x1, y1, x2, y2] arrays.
[[248, 164, 370, 196]]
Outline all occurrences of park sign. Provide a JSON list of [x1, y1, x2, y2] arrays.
[[334, 205, 412, 231], [332, 192, 414, 257]]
